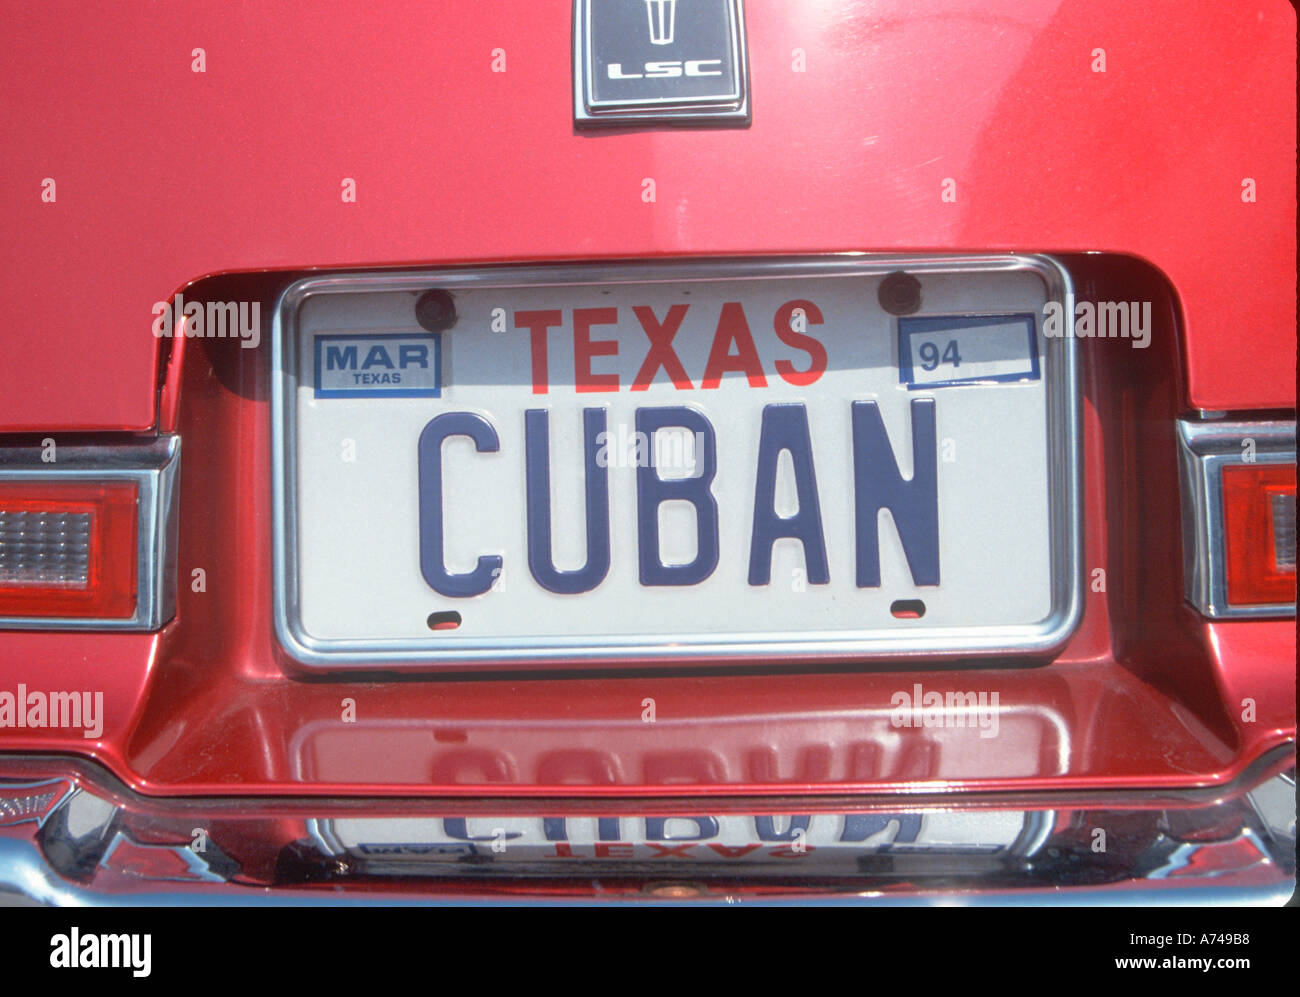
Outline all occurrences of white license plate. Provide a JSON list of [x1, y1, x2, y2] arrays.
[[272, 257, 1080, 670]]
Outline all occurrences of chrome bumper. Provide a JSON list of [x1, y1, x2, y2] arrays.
[[2, 750, 1293, 905]]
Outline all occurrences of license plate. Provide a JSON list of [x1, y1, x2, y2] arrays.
[[272, 256, 1080, 670]]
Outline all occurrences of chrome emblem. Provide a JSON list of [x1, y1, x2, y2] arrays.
[[574, 0, 750, 127], [645, 0, 677, 45]]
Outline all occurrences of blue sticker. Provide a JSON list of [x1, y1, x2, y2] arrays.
[[897, 313, 1039, 389], [314, 332, 441, 398]]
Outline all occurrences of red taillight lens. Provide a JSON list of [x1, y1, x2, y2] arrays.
[[0, 481, 139, 619], [1222, 463, 1297, 607]]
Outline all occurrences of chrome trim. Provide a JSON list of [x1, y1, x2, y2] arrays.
[[272, 255, 1081, 670], [0, 751, 1292, 905], [1176, 418, 1296, 619], [573, 0, 750, 127], [1247, 768, 1296, 846], [0, 436, 180, 631]]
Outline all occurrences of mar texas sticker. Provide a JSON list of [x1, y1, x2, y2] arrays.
[[314, 331, 441, 399]]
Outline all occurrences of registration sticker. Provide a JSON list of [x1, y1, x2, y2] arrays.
[[313, 331, 442, 399], [898, 313, 1039, 389]]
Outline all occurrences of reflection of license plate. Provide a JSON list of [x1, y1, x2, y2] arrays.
[[272, 257, 1080, 670], [307, 810, 1050, 879]]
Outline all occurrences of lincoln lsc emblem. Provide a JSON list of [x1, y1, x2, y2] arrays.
[[574, 0, 750, 127], [608, 1, 722, 81]]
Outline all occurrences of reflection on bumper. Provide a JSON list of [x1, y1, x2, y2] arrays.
[[0, 751, 1293, 905]]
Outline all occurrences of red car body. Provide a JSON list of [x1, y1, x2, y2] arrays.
[[0, 0, 1294, 903]]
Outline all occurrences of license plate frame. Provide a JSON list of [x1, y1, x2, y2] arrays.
[[271, 255, 1081, 671]]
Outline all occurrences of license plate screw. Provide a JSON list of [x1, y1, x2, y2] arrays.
[[879, 272, 922, 316], [415, 289, 458, 332]]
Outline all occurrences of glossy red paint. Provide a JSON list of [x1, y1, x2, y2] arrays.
[[1, 254, 1293, 798], [0, 0, 1293, 432], [0, 3, 1294, 807]]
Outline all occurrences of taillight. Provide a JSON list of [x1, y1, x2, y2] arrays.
[[1222, 463, 1297, 607], [1178, 419, 1297, 619], [0, 438, 179, 630], [0, 480, 139, 618]]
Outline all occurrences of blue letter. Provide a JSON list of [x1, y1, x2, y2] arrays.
[[418, 412, 501, 597], [754, 815, 813, 841], [748, 404, 829, 586], [542, 817, 622, 840], [443, 819, 522, 842], [851, 399, 939, 587], [325, 344, 357, 370], [644, 816, 720, 841], [398, 344, 429, 368], [635, 407, 719, 586], [840, 813, 921, 843], [525, 408, 610, 594]]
